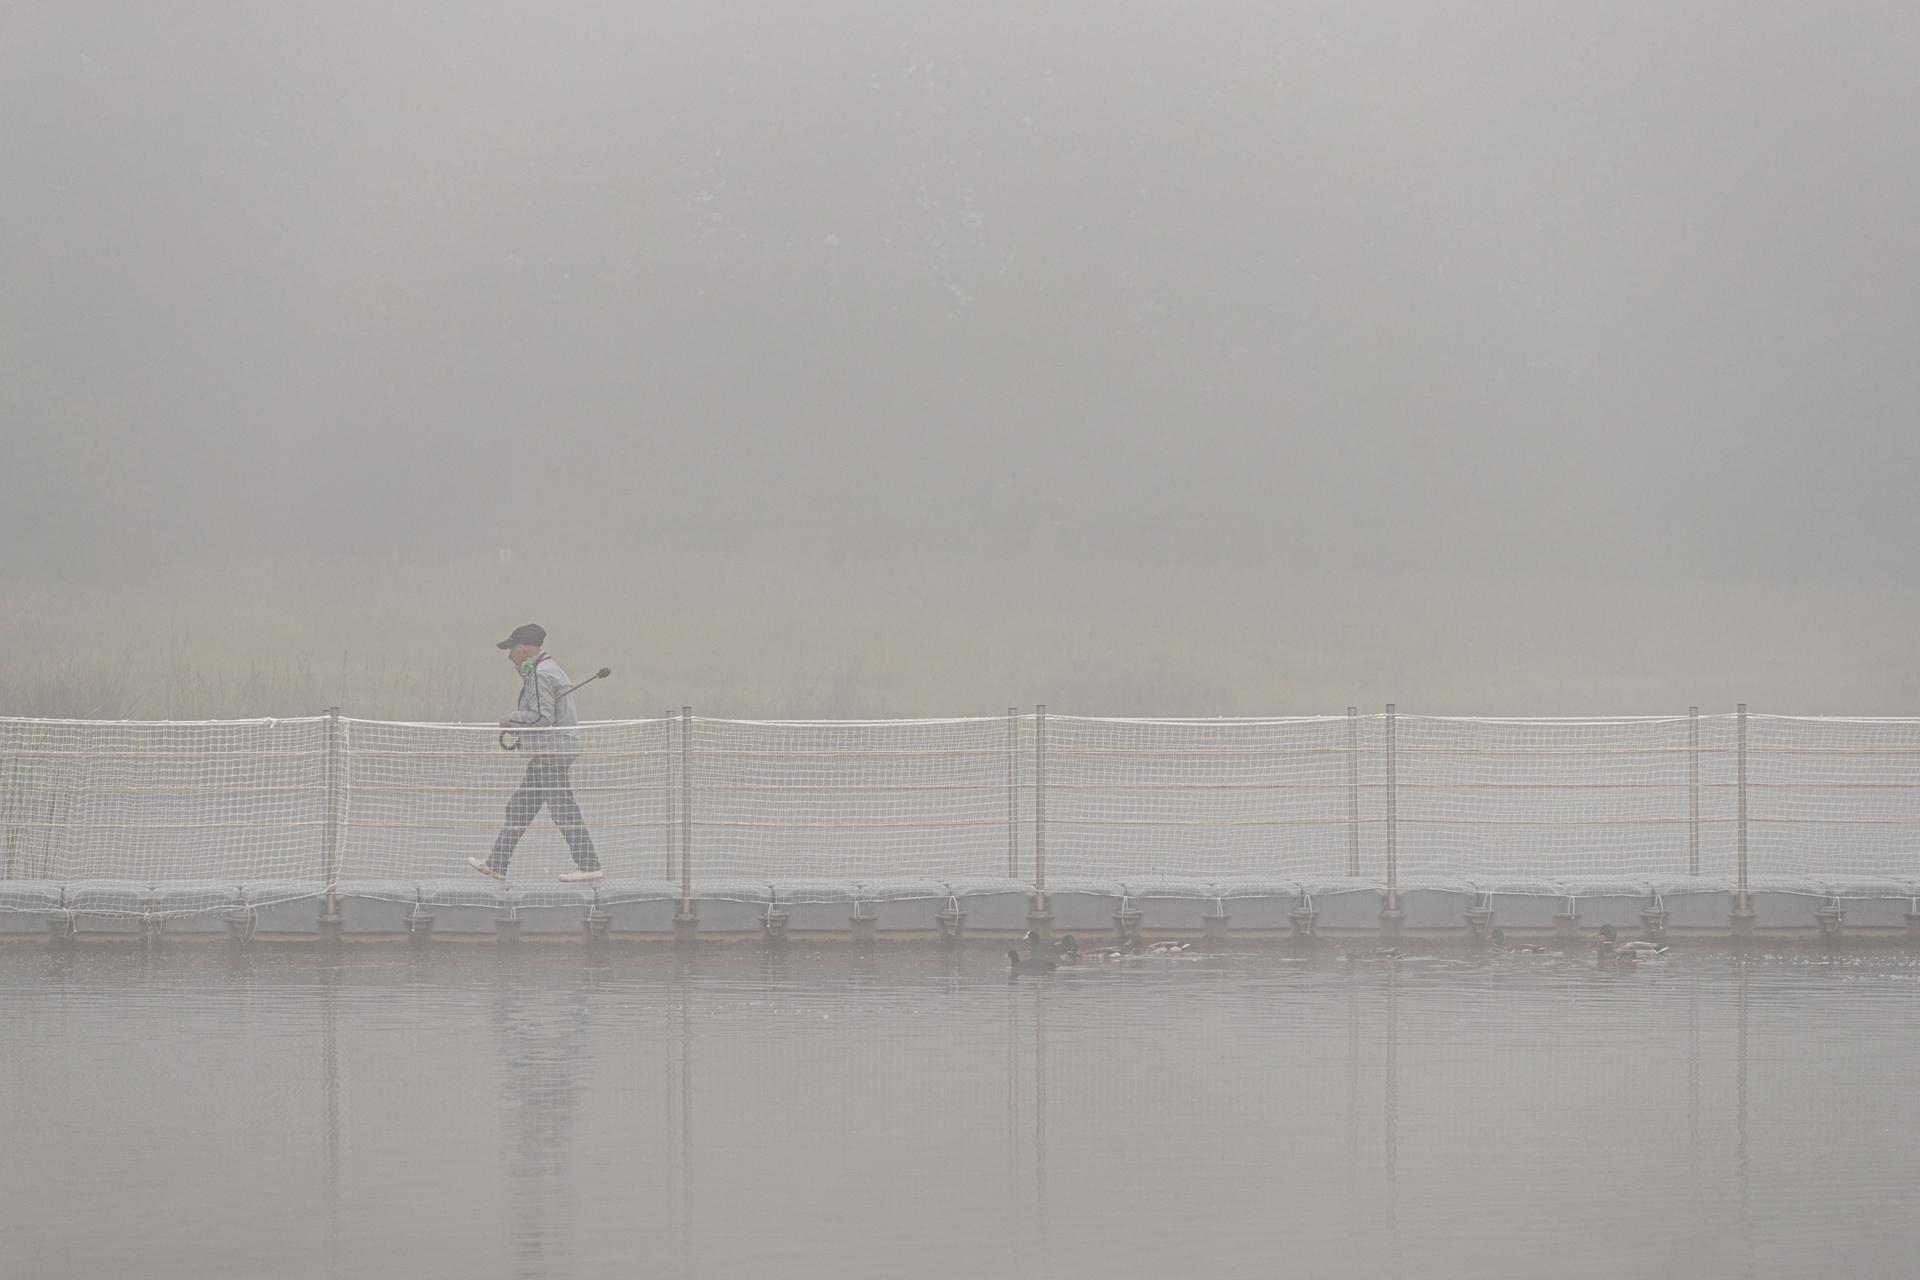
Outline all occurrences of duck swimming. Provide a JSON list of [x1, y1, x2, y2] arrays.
[[1035, 932, 1101, 964], [1597, 923, 1668, 958], [1115, 929, 1192, 956], [1489, 927, 1548, 954], [1065, 934, 1127, 962]]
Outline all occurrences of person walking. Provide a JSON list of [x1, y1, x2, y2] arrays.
[[469, 623, 603, 882]]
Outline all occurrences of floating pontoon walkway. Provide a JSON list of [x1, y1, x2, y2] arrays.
[[7, 708, 1920, 943], [4, 875, 1916, 943]]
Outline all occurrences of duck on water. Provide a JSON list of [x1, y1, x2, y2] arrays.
[[1596, 922, 1669, 964], [1340, 944, 1405, 962], [1049, 931, 1191, 962]]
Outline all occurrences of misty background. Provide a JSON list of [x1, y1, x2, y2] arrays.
[[3, 1, 1917, 719]]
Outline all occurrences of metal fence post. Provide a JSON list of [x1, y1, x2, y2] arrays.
[[1027, 704, 1051, 940], [664, 710, 677, 881], [1008, 707, 1020, 879], [1346, 706, 1360, 877], [318, 708, 343, 937], [676, 706, 697, 943], [1380, 704, 1402, 939], [1688, 706, 1700, 877], [1732, 703, 1753, 935], [1736, 703, 1748, 886]]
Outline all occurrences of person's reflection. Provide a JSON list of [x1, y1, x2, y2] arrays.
[[667, 954, 697, 1280], [490, 953, 593, 1277], [1383, 963, 1401, 1273], [1345, 983, 1361, 1225], [1735, 960, 1752, 1280], [1034, 978, 1051, 1273], [998, 974, 1051, 1275], [1687, 974, 1701, 1228], [320, 960, 343, 1280], [1005, 981, 1020, 1248]]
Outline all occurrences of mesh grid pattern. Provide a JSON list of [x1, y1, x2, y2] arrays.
[[5, 712, 1920, 916], [1746, 715, 1920, 879], [689, 716, 1019, 882], [1391, 715, 1739, 879], [340, 718, 673, 881], [0, 716, 329, 914], [1041, 715, 1383, 881]]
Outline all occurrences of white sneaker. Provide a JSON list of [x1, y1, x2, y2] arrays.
[[557, 869, 604, 883], [467, 857, 507, 881]]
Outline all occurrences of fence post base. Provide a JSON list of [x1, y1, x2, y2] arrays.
[[1024, 906, 1053, 947], [673, 906, 699, 948], [1203, 900, 1232, 947], [1378, 894, 1404, 943], [1639, 903, 1669, 943], [1288, 897, 1316, 943], [316, 909, 343, 943], [1113, 899, 1142, 943], [1814, 898, 1844, 944], [1730, 894, 1756, 940], [1905, 909, 1920, 949], [1553, 899, 1581, 947], [763, 905, 791, 946], [936, 896, 967, 943], [403, 902, 434, 941], [495, 915, 522, 944], [47, 912, 75, 945], [223, 908, 255, 945], [849, 902, 877, 945], [583, 905, 611, 943], [1465, 896, 1494, 946]]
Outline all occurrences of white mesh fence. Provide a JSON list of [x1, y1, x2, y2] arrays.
[[6, 712, 1920, 916], [1040, 715, 1383, 882], [338, 718, 674, 883], [1391, 715, 1737, 881], [0, 716, 329, 914], [1746, 715, 1920, 882], [690, 716, 1020, 886]]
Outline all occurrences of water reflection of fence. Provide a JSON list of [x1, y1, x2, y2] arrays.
[[14, 946, 1864, 1278], [4, 709, 1920, 901]]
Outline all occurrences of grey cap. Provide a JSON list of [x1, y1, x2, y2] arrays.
[[496, 623, 546, 650]]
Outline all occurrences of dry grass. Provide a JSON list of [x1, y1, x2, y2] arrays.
[[3, 553, 1917, 719]]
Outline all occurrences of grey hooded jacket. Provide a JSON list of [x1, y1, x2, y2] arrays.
[[505, 653, 584, 753]]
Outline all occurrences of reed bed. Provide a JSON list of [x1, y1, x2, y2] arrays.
[[3, 554, 1914, 719]]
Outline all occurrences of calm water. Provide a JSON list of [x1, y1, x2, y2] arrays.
[[3, 942, 1919, 1280]]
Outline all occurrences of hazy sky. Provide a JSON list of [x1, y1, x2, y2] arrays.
[[3, 2, 1918, 710]]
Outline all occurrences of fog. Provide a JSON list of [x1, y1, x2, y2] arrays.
[[4, 2, 1917, 717]]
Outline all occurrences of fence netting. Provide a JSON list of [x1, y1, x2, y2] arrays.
[[0, 716, 329, 883], [5, 713, 1920, 912]]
